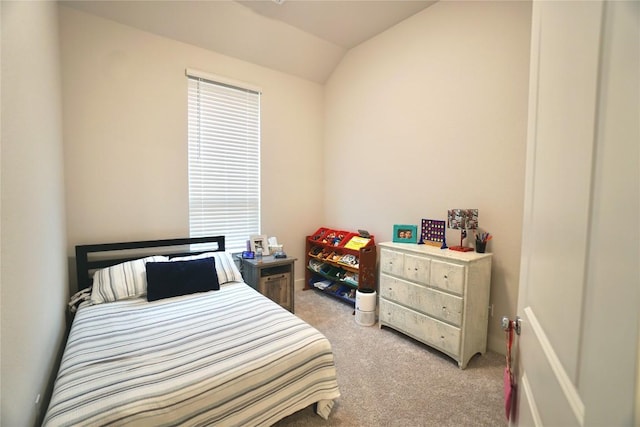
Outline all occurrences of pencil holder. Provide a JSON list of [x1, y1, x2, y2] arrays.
[[475, 241, 487, 253]]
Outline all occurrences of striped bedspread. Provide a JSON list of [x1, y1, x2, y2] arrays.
[[43, 282, 340, 426]]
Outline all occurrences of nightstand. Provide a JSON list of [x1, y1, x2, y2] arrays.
[[237, 255, 297, 313]]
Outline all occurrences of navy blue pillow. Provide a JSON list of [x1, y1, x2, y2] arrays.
[[146, 257, 220, 302]]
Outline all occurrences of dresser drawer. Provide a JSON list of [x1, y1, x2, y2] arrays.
[[381, 248, 430, 285], [380, 248, 404, 276], [430, 259, 465, 295], [380, 274, 463, 326], [403, 253, 430, 285], [379, 298, 461, 356]]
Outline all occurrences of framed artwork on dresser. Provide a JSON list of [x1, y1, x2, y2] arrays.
[[393, 224, 417, 243], [249, 234, 269, 255]]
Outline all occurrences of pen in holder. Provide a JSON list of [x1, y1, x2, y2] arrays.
[[475, 232, 492, 253]]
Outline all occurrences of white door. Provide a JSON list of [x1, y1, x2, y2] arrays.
[[513, 1, 639, 426]]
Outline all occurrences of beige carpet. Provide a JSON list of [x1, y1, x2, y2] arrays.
[[274, 289, 507, 427]]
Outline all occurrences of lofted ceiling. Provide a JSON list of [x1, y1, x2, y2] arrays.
[[61, 0, 436, 83]]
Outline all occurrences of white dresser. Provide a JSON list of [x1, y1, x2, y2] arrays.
[[378, 242, 492, 369]]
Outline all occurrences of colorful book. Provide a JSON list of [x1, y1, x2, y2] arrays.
[[344, 236, 371, 250]]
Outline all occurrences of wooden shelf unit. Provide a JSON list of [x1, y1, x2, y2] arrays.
[[304, 228, 377, 305]]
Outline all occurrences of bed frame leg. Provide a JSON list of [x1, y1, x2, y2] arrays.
[[315, 399, 335, 420]]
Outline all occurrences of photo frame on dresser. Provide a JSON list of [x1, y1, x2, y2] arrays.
[[249, 234, 269, 255], [393, 224, 418, 243]]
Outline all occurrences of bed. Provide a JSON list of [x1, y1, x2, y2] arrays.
[[43, 236, 340, 426]]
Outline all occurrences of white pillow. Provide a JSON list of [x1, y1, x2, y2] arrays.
[[170, 251, 243, 284], [90, 255, 168, 304]]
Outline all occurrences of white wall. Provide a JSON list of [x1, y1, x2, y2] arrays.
[[59, 6, 325, 288], [1, 1, 68, 425], [324, 1, 532, 352]]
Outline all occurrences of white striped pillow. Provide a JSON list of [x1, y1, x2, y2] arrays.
[[90, 256, 168, 304], [170, 252, 243, 284]]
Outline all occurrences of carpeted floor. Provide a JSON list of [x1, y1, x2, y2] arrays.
[[274, 288, 506, 427]]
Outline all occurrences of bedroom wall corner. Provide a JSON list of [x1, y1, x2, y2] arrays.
[[1, 2, 68, 425]]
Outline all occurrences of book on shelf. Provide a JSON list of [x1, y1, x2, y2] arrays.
[[344, 236, 371, 250]]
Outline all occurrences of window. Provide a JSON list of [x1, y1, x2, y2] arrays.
[[187, 70, 261, 253]]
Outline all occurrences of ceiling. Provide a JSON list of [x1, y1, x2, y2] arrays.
[[61, 0, 436, 83], [235, 0, 435, 49]]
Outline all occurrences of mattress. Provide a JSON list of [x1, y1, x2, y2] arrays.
[[43, 281, 340, 426]]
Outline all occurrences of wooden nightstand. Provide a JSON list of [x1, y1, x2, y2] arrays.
[[237, 255, 297, 313]]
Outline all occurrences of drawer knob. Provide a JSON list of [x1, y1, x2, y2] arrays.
[[444, 275, 448, 279]]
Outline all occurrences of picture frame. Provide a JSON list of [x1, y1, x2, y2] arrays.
[[249, 234, 269, 255], [393, 224, 418, 243]]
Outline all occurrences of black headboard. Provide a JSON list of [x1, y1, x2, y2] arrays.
[[75, 236, 226, 291]]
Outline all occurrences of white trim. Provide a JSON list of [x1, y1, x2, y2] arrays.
[[185, 68, 262, 94], [520, 373, 543, 427], [525, 306, 585, 425]]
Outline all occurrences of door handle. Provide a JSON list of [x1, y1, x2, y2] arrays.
[[502, 316, 521, 335]]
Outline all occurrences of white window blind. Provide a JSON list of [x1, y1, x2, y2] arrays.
[[187, 72, 261, 252]]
